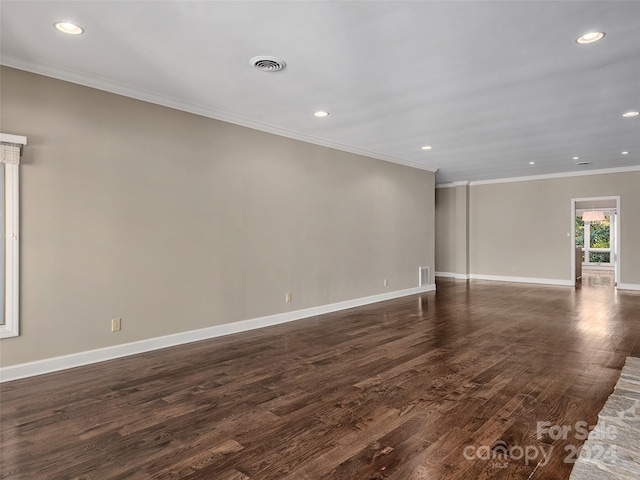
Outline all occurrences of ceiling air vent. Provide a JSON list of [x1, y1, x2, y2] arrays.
[[251, 56, 286, 72], [575, 161, 591, 166]]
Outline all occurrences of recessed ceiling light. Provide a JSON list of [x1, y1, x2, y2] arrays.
[[572, 156, 580, 160], [529, 161, 536, 165], [314, 111, 329, 117], [622, 111, 639, 117], [421, 145, 433, 150], [621, 151, 629, 155], [54, 22, 84, 35], [576, 32, 605, 44]]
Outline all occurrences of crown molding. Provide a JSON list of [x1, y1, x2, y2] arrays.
[[468, 165, 640, 186], [436, 165, 640, 188], [1, 59, 438, 173], [435, 181, 470, 188]]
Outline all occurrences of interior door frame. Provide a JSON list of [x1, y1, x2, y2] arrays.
[[570, 195, 620, 285]]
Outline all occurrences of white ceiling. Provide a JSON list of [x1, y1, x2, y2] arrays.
[[1, 1, 639, 183]]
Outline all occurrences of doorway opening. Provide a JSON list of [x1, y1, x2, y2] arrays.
[[571, 196, 620, 286]]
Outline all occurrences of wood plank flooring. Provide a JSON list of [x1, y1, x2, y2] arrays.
[[2, 274, 640, 479]]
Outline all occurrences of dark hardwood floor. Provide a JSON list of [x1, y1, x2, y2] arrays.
[[2, 274, 640, 479]]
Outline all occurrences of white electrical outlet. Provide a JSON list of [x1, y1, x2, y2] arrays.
[[111, 318, 121, 332], [285, 292, 292, 303]]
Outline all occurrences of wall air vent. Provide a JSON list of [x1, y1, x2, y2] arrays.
[[419, 266, 430, 287], [251, 56, 286, 72]]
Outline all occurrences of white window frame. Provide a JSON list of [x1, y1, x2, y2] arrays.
[[0, 133, 25, 338], [570, 196, 621, 286], [582, 213, 614, 266]]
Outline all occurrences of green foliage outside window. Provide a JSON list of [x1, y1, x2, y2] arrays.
[[589, 217, 610, 248], [575, 217, 584, 247], [576, 215, 611, 264], [590, 252, 611, 263]]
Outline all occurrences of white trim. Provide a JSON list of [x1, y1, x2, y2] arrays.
[[0, 134, 24, 338], [2, 164, 20, 337], [467, 165, 640, 186], [437, 271, 571, 285], [1, 59, 438, 173], [435, 271, 470, 280], [469, 273, 573, 286], [435, 181, 470, 189], [438, 271, 575, 286], [0, 133, 27, 146], [570, 196, 620, 286], [435, 271, 456, 278], [570, 196, 622, 203], [436, 165, 640, 188], [582, 265, 615, 271], [0, 284, 436, 382], [617, 283, 640, 291]]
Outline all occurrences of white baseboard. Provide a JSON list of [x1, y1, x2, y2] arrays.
[[435, 271, 470, 280], [435, 271, 455, 278], [469, 273, 573, 286], [436, 274, 638, 290], [437, 271, 572, 286], [0, 284, 436, 383]]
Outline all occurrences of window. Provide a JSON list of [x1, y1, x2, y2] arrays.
[[0, 133, 25, 338], [576, 212, 614, 267]]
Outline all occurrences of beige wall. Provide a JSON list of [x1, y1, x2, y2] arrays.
[[434, 172, 639, 284], [455, 185, 469, 276], [469, 173, 640, 283], [0, 67, 435, 366], [435, 187, 456, 273]]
